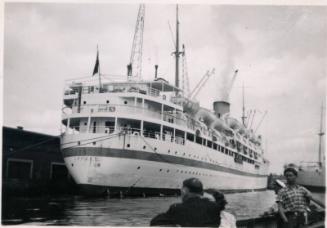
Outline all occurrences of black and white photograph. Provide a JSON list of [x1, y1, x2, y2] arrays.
[[2, 1, 326, 227]]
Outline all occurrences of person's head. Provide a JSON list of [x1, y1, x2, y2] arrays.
[[181, 178, 203, 200], [205, 189, 227, 211], [283, 165, 298, 185]]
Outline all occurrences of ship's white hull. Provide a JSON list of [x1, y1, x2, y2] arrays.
[[61, 133, 268, 195]]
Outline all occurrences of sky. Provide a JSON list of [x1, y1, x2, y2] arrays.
[[3, 2, 327, 173]]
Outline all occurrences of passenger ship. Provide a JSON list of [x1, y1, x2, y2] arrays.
[[60, 5, 269, 196]]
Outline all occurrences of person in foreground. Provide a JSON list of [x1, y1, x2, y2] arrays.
[[204, 189, 236, 228], [277, 164, 312, 228], [150, 178, 221, 227]]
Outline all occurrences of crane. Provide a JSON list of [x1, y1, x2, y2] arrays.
[[188, 68, 215, 100], [226, 69, 238, 99], [181, 44, 190, 97], [249, 109, 256, 129], [254, 110, 267, 134], [127, 4, 145, 81]]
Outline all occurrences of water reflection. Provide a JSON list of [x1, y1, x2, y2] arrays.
[[3, 191, 277, 226]]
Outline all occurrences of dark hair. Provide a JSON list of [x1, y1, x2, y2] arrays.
[[205, 189, 227, 210], [182, 178, 203, 194], [284, 168, 298, 176]]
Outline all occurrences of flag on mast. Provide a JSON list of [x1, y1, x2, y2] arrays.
[[93, 47, 99, 76]]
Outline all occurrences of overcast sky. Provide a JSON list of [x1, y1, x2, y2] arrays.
[[3, 2, 326, 173]]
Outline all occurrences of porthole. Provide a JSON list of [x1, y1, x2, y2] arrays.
[[84, 122, 87, 126], [106, 100, 110, 104], [183, 153, 185, 156], [167, 170, 170, 173], [154, 147, 157, 151], [143, 145, 146, 149], [124, 101, 128, 105], [97, 163, 101, 167], [83, 101, 86, 104], [127, 144, 130, 148], [168, 150, 170, 153], [159, 169, 162, 172], [93, 142, 96, 145], [175, 151, 178, 154], [71, 163, 74, 167], [137, 166, 141, 170], [78, 141, 81, 145]]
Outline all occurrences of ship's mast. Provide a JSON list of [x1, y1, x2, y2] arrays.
[[174, 5, 182, 89], [241, 82, 246, 126], [318, 104, 325, 166]]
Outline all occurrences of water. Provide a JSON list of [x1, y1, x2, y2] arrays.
[[1, 190, 281, 226]]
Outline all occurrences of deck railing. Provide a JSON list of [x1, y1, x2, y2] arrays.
[[62, 126, 185, 145], [65, 104, 188, 127]]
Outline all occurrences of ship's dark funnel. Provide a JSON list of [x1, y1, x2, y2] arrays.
[[213, 101, 230, 118]]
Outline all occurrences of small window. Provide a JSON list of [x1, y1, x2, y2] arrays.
[[124, 101, 128, 105], [106, 100, 110, 104], [83, 101, 86, 104], [7, 159, 33, 180], [127, 144, 130, 148], [143, 145, 146, 149], [213, 143, 217, 150]]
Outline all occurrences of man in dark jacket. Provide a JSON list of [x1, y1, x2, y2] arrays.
[[150, 178, 221, 227]]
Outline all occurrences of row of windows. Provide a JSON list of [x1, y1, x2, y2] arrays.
[[6, 159, 68, 180], [135, 166, 233, 178], [126, 142, 257, 166]]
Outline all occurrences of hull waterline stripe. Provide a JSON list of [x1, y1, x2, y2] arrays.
[[62, 147, 267, 178]]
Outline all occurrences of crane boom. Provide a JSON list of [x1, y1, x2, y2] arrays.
[[189, 68, 215, 100], [181, 44, 190, 97], [254, 110, 267, 133], [127, 4, 145, 80], [227, 69, 238, 96]]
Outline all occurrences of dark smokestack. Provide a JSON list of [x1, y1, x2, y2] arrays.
[[155, 65, 158, 79]]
